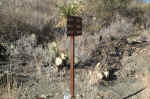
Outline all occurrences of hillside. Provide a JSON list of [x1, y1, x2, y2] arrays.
[[0, 0, 150, 99]]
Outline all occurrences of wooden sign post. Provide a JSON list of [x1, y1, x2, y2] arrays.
[[67, 16, 82, 99]]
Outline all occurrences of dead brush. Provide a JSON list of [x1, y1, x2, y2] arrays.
[[0, 72, 21, 99], [141, 70, 150, 98], [34, 55, 43, 80], [88, 69, 103, 85], [88, 61, 111, 86], [134, 69, 150, 98]]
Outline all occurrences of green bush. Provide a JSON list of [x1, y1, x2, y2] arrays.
[[56, 1, 83, 28], [57, 4, 78, 17]]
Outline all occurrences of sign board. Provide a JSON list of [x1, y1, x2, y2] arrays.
[[67, 16, 82, 36], [67, 15, 82, 99]]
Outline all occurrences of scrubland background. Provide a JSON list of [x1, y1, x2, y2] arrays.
[[0, 0, 150, 99]]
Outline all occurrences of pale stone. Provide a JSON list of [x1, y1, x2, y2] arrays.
[[31, 34, 36, 39], [103, 71, 109, 78], [52, 42, 57, 48], [38, 94, 46, 99], [75, 56, 79, 64], [93, 17, 96, 20], [48, 42, 57, 51], [60, 53, 67, 60], [97, 72, 103, 80], [10, 44, 14, 49], [95, 62, 101, 70], [55, 57, 62, 66]]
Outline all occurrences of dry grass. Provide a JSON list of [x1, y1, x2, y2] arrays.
[[0, 0, 59, 29], [141, 70, 150, 98], [1, 0, 150, 99], [88, 69, 102, 85], [0, 80, 21, 99]]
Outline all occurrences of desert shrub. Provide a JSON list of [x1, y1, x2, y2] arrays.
[[101, 16, 134, 39], [37, 20, 58, 44], [0, 0, 60, 44], [0, 43, 9, 62], [86, 0, 150, 29], [0, 13, 58, 44], [0, 0, 58, 28], [0, 33, 66, 98], [125, 7, 146, 27], [119, 1, 150, 29], [56, 2, 78, 17], [83, 33, 137, 81], [87, 0, 132, 27], [4, 34, 60, 86], [0, 14, 39, 42], [141, 4, 150, 29]]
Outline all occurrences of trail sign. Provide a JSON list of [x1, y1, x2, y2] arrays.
[[67, 15, 82, 99], [67, 16, 82, 36]]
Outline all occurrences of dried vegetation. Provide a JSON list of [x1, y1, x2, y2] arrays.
[[0, 0, 150, 98]]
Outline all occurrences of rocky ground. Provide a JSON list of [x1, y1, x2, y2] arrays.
[[1, 35, 150, 99], [5, 43, 149, 99], [0, 0, 150, 98]]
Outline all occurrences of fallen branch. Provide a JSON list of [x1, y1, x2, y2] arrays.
[[122, 87, 146, 99]]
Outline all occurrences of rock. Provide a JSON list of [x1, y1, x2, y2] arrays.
[[31, 34, 36, 40], [37, 94, 46, 99], [51, 42, 57, 48], [48, 42, 58, 56], [98, 72, 104, 80], [55, 57, 62, 66], [60, 52, 67, 60], [103, 71, 109, 78], [95, 62, 101, 70], [75, 56, 80, 64]]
